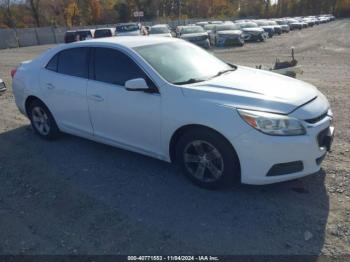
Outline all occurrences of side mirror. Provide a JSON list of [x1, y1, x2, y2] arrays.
[[125, 78, 149, 91]]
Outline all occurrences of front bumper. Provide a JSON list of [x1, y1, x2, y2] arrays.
[[231, 115, 334, 185], [263, 29, 274, 37], [187, 39, 210, 48], [216, 35, 244, 47], [243, 32, 267, 42]]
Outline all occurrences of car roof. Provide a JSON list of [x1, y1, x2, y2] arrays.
[[73, 36, 176, 48], [117, 23, 138, 26], [95, 28, 114, 31]]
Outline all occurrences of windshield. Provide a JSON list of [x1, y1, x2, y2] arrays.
[[116, 24, 139, 32], [150, 27, 169, 34], [216, 24, 240, 31], [181, 26, 204, 34], [134, 41, 232, 84]]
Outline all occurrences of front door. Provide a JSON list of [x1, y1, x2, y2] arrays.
[[87, 47, 161, 156]]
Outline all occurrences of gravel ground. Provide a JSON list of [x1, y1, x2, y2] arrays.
[[0, 19, 349, 256]]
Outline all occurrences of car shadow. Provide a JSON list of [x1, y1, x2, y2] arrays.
[[0, 126, 329, 256]]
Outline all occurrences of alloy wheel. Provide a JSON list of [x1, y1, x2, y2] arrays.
[[183, 140, 224, 183], [31, 106, 50, 136]]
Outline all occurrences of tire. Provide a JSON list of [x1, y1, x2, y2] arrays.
[[28, 99, 60, 140], [175, 128, 240, 190]]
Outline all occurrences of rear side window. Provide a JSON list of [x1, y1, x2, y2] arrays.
[[57, 48, 89, 78], [46, 54, 58, 72], [94, 47, 147, 86]]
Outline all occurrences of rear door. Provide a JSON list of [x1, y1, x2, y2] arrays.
[[40, 47, 93, 137]]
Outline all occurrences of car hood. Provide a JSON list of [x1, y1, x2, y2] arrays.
[[117, 31, 140, 36], [261, 26, 275, 30], [242, 28, 264, 33], [217, 30, 242, 35], [150, 33, 172, 37], [181, 66, 322, 115]]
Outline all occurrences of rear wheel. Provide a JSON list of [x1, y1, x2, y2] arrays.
[[176, 128, 240, 189], [28, 100, 60, 140]]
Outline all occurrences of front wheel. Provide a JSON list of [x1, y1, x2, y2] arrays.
[[176, 128, 240, 189], [28, 100, 60, 140]]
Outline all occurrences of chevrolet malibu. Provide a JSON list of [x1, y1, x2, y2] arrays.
[[12, 37, 334, 189]]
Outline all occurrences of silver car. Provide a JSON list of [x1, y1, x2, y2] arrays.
[[179, 26, 210, 49], [208, 24, 244, 47]]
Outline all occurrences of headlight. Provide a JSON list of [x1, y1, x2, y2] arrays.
[[238, 109, 306, 136]]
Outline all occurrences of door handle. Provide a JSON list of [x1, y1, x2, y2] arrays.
[[46, 83, 55, 90], [89, 94, 104, 102]]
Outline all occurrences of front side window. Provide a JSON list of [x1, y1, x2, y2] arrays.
[[94, 48, 147, 86], [57, 47, 89, 78]]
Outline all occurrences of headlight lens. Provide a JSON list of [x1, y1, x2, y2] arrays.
[[238, 109, 306, 136]]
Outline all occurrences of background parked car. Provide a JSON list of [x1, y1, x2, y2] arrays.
[[209, 23, 244, 47], [178, 26, 210, 49], [254, 20, 275, 37], [274, 20, 291, 33], [267, 21, 283, 35], [76, 29, 94, 40], [285, 18, 304, 30], [236, 21, 267, 42], [64, 29, 94, 43], [149, 24, 172, 37], [64, 30, 77, 43], [116, 23, 141, 36], [295, 17, 309, 28], [94, 28, 115, 38], [0, 78, 6, 92]]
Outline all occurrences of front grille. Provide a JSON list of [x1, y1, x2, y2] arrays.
[[305, 112, 328, 124], [190, 36, 207, 42]]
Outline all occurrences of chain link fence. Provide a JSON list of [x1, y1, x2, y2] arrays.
[[0, 19, 207, 50]]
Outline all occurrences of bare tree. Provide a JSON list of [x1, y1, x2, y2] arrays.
[[0, 0, 15, 27], [27, 0, 40, 27]]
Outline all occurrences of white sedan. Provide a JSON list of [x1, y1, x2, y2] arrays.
[[12, 37, 334, 189]]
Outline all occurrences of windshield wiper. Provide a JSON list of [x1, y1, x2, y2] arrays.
[[211, 68, 237, 79], [174, 78, 207, 85]]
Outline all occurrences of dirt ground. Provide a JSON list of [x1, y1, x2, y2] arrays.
[[0, 19, 349, 256]]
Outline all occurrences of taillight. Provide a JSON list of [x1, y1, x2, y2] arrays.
[[11, 68, 17, 78]]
